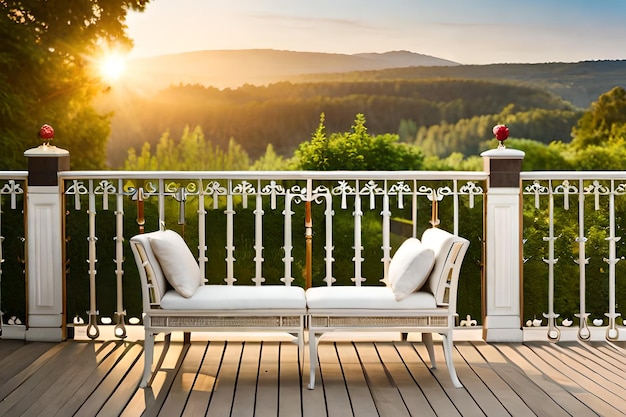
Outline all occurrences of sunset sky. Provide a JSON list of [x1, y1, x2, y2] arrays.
[[125, 0, 626, 65]]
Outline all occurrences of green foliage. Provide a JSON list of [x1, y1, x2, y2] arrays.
[[295, 113, 424, 171], [251, 144, 289, 170], [571, 140, 626, 170], [106, 79, 574, 167], [0, 0, 149, 169], [124, 125, 251, 171], [571, 86, 626, 150], [415, 106, 581, 158], [505, 139, 573, 171]]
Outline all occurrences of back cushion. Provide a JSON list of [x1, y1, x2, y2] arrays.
[[388, 238, 435, 300], [130, 232, 170, 301], [148, 230, 203, 298], [421, 228, 455, 304]]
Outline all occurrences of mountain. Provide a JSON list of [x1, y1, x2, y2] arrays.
[[120, 49, 459, 92]]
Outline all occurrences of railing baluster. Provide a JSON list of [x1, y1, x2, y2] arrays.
[[254, 182, 265, 285], [604, 180, 621, 341], [282, 191, 294, 285], [352, 180, 364, 285], [198, 179, 208, 281], [86, 179, 99, 339], [225, 179, 236, 284], [323, 191, 335, 286], [380, 180, 391, 285], [575, 179, 591, 341], [113, 178, 126, 338], [542, 180, 560, 341]]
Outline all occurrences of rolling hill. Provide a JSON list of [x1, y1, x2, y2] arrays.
[[121, 49, 458, 92], [118, 49, 626, 109]]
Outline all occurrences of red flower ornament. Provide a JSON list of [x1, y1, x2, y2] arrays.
[[492, 124, 509, 148], [39, 124, 54, 145]]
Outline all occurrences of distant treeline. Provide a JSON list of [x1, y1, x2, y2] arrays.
[[289, 60, 626, 109], [106, 79, 575, 168]]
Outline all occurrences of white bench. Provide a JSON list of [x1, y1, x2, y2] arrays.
[[130, 227, 469, 389], [306, 227, 469, 389], [129, 230, 306, 388]]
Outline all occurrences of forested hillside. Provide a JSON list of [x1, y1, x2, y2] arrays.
[[106, 78, 574, 167], [290, 60, 626, 109]]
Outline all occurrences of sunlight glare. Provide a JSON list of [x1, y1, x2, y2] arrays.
[[99, 53, 127, 82]]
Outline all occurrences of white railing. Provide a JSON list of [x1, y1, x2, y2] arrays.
[[521, 172, 626, 342], [5, 166, 624, 343], [60, 171, 486, 339], [0, 172, 28, 337]]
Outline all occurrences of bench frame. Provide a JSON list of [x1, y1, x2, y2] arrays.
[[130, 228, 469, 389], [129, 235, 305, 388], [307, 233, 469, 389]]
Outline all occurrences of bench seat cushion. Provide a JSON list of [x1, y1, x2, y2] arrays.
[[160, 285, 306, 310], [306, 286, 437, 310]]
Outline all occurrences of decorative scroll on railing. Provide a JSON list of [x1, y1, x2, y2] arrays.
[[522, 172, 626, 342], [0, 173, 27, 336], [60, 171, 486, 340]]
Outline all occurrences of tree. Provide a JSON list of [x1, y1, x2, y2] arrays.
[[251, 144, 288, 170], [571, 86, 626, 150], [124, 125, 251, 171], [504, 138, 573, 171], [295, 113, 425, 171], [0, 0, 149, 169]]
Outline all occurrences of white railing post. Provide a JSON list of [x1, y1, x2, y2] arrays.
[[23, 141, 69, 342], [481, 148, 525, 342]]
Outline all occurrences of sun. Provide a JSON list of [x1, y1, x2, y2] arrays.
[[98, 53, 127, 82]]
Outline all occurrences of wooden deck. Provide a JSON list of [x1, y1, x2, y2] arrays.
[[0, 335, 625, 416]]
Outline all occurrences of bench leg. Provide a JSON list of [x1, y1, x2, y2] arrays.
[[141, 332, 155, 388], [441, 332, 463, 389], [308, 329, 321, 390], [422, 333, 437, 369]]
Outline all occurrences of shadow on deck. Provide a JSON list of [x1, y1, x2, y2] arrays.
[[0, 336, 625, 416]]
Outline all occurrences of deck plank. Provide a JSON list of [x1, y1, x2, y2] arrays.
[[458, 342, 537, 417], [515, 343, 626, 417], [302, 341, 327, 417], [474, 342, 571, 417], [549, 342, 626, 388], [159, 343, 209, 416], [71, 342, 143, 417], [373, 342, 435, 417], [529, 342, 626, 416], [0, 341, 67, 401], [356, 342, 411, 417], [278, 342, 303, 417], [0, 342, 85, 416], [318, 341, 352, 417], [254, 342, 280, 417], [181, 341, 225, 417], [494, 343, 597, 417], [53, 341, 130, 417], [407, 341, 473, 417], [335, 342, 379, 417], [23, 342, 106, 417], [230, 342, 262, 416], [118, 340, 170, 417], [204, 341, 244, 416], [0, 341, 54, 387]]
